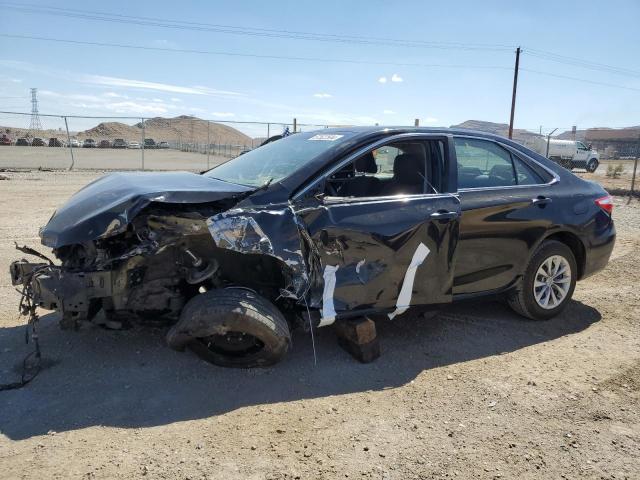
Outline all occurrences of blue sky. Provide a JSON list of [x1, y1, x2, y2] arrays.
[[0, 0, 639, 136]]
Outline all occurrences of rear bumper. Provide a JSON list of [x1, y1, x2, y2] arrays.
[[582, 218, 616, 279]]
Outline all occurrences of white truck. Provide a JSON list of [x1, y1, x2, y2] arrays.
[[525, 137, 600, 173]]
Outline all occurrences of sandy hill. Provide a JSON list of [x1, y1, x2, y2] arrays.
[[81, 116, 252, 145], [451, 120, 540, 142], [1, 116, 253, 146]]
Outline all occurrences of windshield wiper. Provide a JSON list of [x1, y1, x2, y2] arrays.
[[254, 177, 274, 192]]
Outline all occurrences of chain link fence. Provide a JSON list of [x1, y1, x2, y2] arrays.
[[510, 125, 639, 198], [0, 112, 637, 197], [0, 111, 334, 172]]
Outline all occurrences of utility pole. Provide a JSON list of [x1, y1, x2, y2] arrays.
[[629, 134, 639, 203], [508, 47, 521, 140]]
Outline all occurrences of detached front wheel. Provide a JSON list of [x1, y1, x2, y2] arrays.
[[508, 240, 577, 320], [167, 288, 291, 368]]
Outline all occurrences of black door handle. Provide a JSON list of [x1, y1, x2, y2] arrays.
[[430, 210, 459, 220], [531, 196, 552, 206]]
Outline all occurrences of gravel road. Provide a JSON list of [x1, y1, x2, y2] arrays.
[[0, 171, 638, 479]]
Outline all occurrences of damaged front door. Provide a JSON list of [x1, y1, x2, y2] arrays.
[[294, 134, 460, 324]]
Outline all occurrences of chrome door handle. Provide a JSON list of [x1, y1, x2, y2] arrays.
[[430, 211, 459, 220], [531, 196, 552, 206]]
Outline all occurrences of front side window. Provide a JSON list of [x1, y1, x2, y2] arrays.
[[324, 140, 444, 198], [205, 131, 354, 187]]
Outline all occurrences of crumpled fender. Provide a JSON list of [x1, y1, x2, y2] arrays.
[[206, 206, 313, 299]]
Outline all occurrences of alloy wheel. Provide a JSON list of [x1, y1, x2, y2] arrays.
[[533, 255, 572, 310]]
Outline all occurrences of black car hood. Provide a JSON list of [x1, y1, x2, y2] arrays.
[[40, 171, 253, 248]]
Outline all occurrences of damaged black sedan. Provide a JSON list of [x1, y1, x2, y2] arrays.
[[10, 127, 616, 367]]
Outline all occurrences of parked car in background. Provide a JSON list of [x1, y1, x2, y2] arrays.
[[98, 140, 111, 148], [128, 141, 140, 149], [31, 138, 46, 147], [9, 127, 616, 368], [83, 139, 96, 148], [49, 137, 64, 147], [525, 137, 600, 173], [158, 141, 170, 149], [0, 134, 12, 145], [143, 138, 156, 149], [112, 138, 127, 149], [16, 138, 29, 146], [69, 139, 81, 148]]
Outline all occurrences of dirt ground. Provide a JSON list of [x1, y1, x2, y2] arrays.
[[0, 170, 638, 480], [0, 146, 229, 171]]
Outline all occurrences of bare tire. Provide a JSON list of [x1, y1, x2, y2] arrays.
[[168, 288, 291, 368], [508, 240, 577, 320], [586, 158, 599, 173]]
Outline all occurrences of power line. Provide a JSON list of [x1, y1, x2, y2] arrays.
[[0, 33, 513, 70], [3, 33, 639, 94], [523, 49, 640, 78], [5, 2, 638, 82], [521, 68, 640, 93], [0, 2, 514, 51]]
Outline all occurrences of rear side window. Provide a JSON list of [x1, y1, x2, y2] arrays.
[[513, 156, 544, 185], [454, 138, 547, 189], [454, 138, 516, 188]]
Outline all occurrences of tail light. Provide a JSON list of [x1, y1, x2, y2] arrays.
[[595, 195, 613, 215]]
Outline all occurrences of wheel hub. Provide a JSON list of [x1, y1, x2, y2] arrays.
[[533, 255, 572, 310]]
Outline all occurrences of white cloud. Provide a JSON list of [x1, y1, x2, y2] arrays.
[[0, 75, 22, 84], [170, 97, 182, 102], [153, 39, 179, 49], [383, 109, 396, 114], [211, 112, 235, 117], [391, 73, 403, 83], [378, 77, 387, 84], [313, 93, 332, 98], [103, 91, 128, 99], [424, 117, 438, 123], [69, 100, 169, 115], [82, 74, 244, 97]]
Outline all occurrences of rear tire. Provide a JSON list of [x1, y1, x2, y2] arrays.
[[508, 240, 577, 320], [168, 288, 291, 368]]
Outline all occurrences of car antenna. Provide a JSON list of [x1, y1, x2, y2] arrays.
[[302, 295, 318, 366], [418, 172, 438, 194]]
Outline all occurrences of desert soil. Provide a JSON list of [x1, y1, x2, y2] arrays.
[[0, 170, 638, 479]]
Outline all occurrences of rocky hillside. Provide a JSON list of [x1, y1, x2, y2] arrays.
[[0, 116, 252, 146], [82, 115, 252, 145]]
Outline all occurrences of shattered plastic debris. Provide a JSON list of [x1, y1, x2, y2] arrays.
[[207, 211, 274, 254]]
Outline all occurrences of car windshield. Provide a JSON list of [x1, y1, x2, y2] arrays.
[[204, 131, 353, 187]]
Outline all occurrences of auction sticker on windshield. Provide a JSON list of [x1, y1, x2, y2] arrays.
[[308, 134, 344, 141]]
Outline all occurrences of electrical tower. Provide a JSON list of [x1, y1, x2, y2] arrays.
[[29, 88, 43, 132]]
